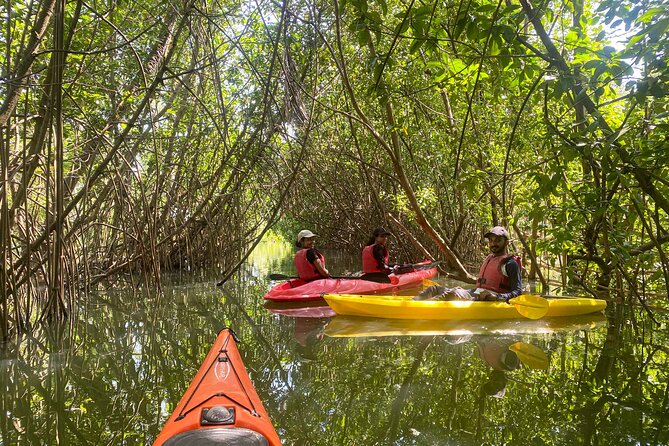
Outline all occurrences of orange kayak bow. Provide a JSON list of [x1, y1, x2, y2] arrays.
[[154, 328, 281, 445]]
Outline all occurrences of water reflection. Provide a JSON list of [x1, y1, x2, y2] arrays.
[[0, 241, 667, 445]]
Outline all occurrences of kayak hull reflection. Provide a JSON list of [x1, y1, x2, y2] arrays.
[[325, 313, 607, 338]]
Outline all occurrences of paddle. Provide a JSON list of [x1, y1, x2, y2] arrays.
[[507, 294, 549, 319], [422, 279, 440, 288], [508, 342, 549, 370], [394, 260, 444, 274], [268, 272, 392, 283]]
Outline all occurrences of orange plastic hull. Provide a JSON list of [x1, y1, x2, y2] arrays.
[[153, 328, 281, 445]]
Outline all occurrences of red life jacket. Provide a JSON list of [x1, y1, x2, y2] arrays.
[[294, 249, 326, 281], [475, 254, 521, 293], [361, 244, 389, 273]]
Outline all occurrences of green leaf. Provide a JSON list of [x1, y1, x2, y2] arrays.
[[637, 7, 668, 23], [584, 120, 601, 133], [489, 36, 500, 56], [414, 5, 433, 17], [377, 0, 388, 15], [501, 4, 522, 15], [448, 58, 466, 74], [357, 28, 371, 46], [409, 38, 424, 54], [338, 0, 348, 14], [434, 67, 447, 82], [477, 4, 498, 13], [427, 60, 443, 70]]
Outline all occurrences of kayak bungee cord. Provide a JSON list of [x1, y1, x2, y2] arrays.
[[173, 329, 261, 421]]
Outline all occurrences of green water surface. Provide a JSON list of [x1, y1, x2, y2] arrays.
[[1, 241, 667, 445]]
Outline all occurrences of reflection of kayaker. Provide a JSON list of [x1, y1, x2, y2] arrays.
[[477, 337, 520, 398], [477, 338, 520, 371], [482, 370, 511, 398], [293, 317, 327, 361], [294, 317, 327, 347]]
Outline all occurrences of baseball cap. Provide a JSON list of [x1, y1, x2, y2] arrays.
[[296, 229, 317, 244], [484, 226, 509, 239]]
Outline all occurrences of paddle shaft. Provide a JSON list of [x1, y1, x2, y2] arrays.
[[268, 272, 391, 283]]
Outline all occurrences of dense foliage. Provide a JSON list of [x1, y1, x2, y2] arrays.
[[1, 0, 667, 338]]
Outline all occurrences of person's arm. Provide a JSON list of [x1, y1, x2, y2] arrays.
[[307, 249, 330, 277], [498, 260, 522, 301], [313, 258, 329, 278]]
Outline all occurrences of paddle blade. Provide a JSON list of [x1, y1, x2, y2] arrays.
[[508, 294, 549, 319], [422, 279, 440, 289], [509, 342, 549, 370], [268, 273, 291, 280]]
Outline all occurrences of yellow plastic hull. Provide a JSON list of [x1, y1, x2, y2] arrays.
[[325, 313, 607, 338], [322, 294, 607, 320]]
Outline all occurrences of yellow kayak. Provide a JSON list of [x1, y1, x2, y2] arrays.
[[322, 293, 607, 320], [325, 313, 607, 338]]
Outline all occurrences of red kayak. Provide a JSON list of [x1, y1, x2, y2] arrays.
[[263, 262, 438, 302], [153, 328, 281, 446]]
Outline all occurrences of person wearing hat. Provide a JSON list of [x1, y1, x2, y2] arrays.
[[414, 225, 522, 301], [294, 230, 329, 281], [361, 227, 394, 274], [473, 226, 522, 301]]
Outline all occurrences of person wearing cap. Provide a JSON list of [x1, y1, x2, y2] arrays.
[[361, 227, 394, 274], [473, 226, 522, 301], [294, 230, 329, 281], [414, 225, 522, 301]]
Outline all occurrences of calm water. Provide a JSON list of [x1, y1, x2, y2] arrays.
[[1, 241, 668, 445]]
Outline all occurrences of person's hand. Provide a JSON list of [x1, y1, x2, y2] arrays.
[[478, 290, 498, 301]]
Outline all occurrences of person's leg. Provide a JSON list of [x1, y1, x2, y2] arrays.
[[413, 285, 449, 300], [451, 287, 476, 300]]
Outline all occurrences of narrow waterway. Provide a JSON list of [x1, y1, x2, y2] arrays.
[[1, 241, 667, 445]]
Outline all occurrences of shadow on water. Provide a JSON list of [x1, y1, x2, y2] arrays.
[[0, 240, 668, 445]]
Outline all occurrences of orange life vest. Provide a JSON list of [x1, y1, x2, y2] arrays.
[[475, 255, 521, 293], [294, 248, 325, 281], [361, 244, 389, 273]]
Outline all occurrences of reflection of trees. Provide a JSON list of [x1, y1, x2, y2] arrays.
[[577, 303, 669, 446], [277, 318, 667, 445], [1, 277, 668, 445], [0, 274, 287, 444]]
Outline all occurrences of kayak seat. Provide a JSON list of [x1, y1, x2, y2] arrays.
[[163, 427, 269, 445]]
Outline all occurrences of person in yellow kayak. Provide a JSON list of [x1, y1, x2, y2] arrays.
[[294, 229, 330, 281], [414, 226, 522, 301], [361, 227, 396, 274]]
